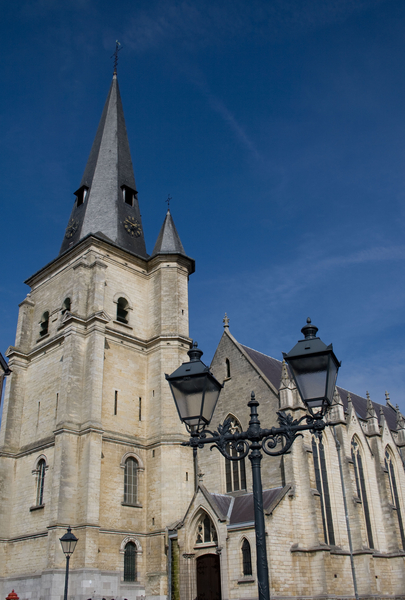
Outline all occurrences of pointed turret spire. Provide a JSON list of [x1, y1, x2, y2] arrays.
[[152, 209, 187, 256], [59, 74, 148, 258]]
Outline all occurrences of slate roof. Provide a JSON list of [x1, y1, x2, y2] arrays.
[[211, 487, 287, 525], [240, 343, 398, 432], [59, 74, 148, 258], [152, 209, 187, 257]]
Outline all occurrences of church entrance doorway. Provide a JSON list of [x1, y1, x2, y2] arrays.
[[196, 553, 221, 600]]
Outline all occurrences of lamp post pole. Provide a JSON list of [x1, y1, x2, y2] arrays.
[[63, 554, 70, 600], [166, 319, 340, 600], [59, 526, 78, 600]]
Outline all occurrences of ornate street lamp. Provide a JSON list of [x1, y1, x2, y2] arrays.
[[166, 342, 223, 436], [166, 320, 340, 600], [60, 526, 78, 600], [283, 318, 340, 417]]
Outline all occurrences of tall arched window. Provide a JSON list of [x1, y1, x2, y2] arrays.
[[351, 437, 374, 548], [36, 459, 46, 506], [312, 435, 335, 545], [124, 457, 138, 505], [225, 416, 247, 493], [195, 512, 218, 545], [241, 538, 252, 576], [226, 358, 231, 378], [116, 297, 129, 323], [39, 312, 49, 337], [385, 447, 405, 550], [124, 541, 137, 581]]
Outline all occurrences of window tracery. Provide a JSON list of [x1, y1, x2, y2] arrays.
[[312, 435, 335, 545], [195, 512, 218, 545], [351, 437, 374, 548], [225, 416, 247, 492], [385, 447, 405, 550]]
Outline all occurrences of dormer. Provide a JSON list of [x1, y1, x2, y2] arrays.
[[121, 185, 137, 207], [74, 185, 89, 207]]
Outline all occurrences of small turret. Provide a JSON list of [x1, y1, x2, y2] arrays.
[[151, 209, 187, 257]]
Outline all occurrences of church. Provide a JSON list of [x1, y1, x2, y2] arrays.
[[0, 70, 404, 600]]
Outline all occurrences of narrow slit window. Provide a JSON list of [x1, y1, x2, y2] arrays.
[[242, 539, 252, 576], [117, 297, 129, 323], [114, 391, 118, 415], [226, 358, 231, 378], [124, 457, 138, 505], [36, 459, 46, 506], [139, 397, 142, 421], [40, 311, 49, 337]]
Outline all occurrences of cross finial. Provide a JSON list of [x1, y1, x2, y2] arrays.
[[198, 471, 204, 484], [223, 313, 229, 328], [385, 390, 390, 403], [166, 194, 172, 209], [111, 40, 122, 74]]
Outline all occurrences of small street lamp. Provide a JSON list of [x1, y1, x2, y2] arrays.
[[166, 319, 340, 600], [60, 526, 78, 600]]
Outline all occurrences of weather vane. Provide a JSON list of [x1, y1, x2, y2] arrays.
[[166, 194, 172, 209], [111, 40, 122, 74]]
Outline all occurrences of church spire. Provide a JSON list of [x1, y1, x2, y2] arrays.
[[59, 73, 148, 258]]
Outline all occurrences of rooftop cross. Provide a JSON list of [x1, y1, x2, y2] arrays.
[[111, 40, 122, 74], [166, 194, 172, 209]]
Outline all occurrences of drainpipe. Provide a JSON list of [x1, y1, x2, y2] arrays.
[[333, 426, 359, 600]]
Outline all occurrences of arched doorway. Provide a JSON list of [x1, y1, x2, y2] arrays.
[[196, 554, 221, 600]]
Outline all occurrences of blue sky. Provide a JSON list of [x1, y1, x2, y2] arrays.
[[0, 0, 404, 413]]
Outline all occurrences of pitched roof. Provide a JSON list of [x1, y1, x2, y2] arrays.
[[240, 343, 398, 432], [59, 74, 148, 258], [151, 209, 187, 256], [211, 487, 289, 525]]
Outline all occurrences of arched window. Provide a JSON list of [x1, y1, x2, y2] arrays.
[[385, 447, 405, 550], [312, 435, 335, 545], [241, 538, 252, 576], [351, 437, 374, 548], [225, 417, 247, 493], [124, 457, 138, 505], [117, 297, 129, 323], [226, 358, 231, 378], [39, 312, 49, 337], [62, 297, 71, 314], [124, 541, 136, 581], [195, 512, 218, 545], [36, 459, 46, 506]]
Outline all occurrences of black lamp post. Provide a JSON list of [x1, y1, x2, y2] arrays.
[[166, 319, 340, 600], [60, 526, 78, 600]]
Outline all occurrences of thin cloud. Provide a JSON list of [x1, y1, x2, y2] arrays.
[[123, 0, 387, 53]]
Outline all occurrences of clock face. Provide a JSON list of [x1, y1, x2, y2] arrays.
[[124, 216, 142, 237], [65, 218, 79, 239]]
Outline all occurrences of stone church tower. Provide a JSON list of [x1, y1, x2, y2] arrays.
[[0, 73, 195, 600]]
